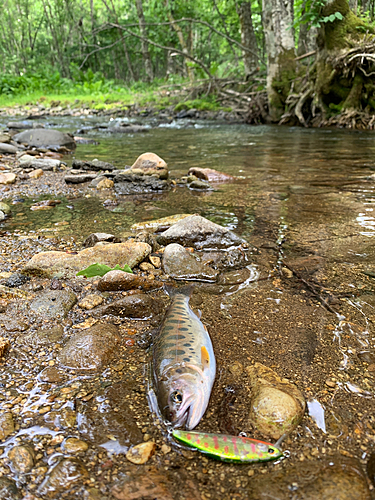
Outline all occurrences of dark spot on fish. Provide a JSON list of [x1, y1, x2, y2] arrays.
[[176, 369, 182, 374], [167, 335, 186, 340], [179, 328, 189, 332], [175, 350, 186, 356], [183, 343, 191, 347], [183, 357, 191, 362], [168, 319, 186, 324], [162, 343, 177, 349]]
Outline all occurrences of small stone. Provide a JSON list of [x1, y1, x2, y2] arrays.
[[161, 444, 171, 455], [28, 168, 43, 179], [229, 361, 243, 376], [82, 233, 121, 248], [38, 406, 51, 415], [0, 173, 16, 185], [38, 367, 67, 384], [78, 294, 104, 310], [126, 441, 156, 464], [325, 379, 336, 388], [97, 270, 161, 292], [63, 438, 89, 454], [149, 255, 161, 268], [139, 262, 155, 272], [281, 267, 293, 278], [0, 202, 11, 215], [0, 477, 19, 499], [189, 180, 212, 190], [96, 178, 114, 190], [0, 412, 14, 440], [0, 337, 10, 358], [38, 458, 88, 494], [8, 445, 34, 473]]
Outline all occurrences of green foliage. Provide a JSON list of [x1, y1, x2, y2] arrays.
[[76, 263, 133, 278], [294, 0, 344, 29], [174, 97, 230, 112]]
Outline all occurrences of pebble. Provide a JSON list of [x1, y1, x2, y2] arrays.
[[0, 337, 10, 358], [0, 173, 16, 185], [139, 262, 155, 271], [28, 168, 43, 179], [0, 412, 14, 440], [126, 442, 156, 464], [149, 255, 161, 268], [0, 202, 11, 214], [78, 294, 104, 310], [96, 178, 114, 190], [63, 438, 89, 454], [325, 379, 336, 388]]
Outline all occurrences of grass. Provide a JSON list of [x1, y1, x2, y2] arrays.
[[0, 75, 231, 113]]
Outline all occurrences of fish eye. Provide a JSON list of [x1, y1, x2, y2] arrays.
[[268, 448, 275, 454], [170, 391, 183, 404]]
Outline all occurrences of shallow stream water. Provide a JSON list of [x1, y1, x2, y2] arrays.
[[1, 116, 375, 499]]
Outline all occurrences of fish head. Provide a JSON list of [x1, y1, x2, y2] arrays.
[[253, 441, 283, 461], [158, 370, 207, 430]]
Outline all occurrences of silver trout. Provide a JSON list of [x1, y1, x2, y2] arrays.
[[152, 286, 216, 430]]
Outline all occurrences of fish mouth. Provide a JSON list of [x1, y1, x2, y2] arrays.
[[172, 396, 194, 428]]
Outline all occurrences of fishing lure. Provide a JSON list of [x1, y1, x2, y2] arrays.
[[172, 430, 283, 463]]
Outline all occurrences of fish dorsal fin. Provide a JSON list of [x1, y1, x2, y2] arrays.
[[201, 346, 210, 370], [197, 309, 202, 319]]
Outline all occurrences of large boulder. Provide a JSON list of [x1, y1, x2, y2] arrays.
[[29, 290, 77, 319], [130, 152, 168, 179], [157, 215, 246, 250], [162, 243, 218, 282], [13, 129, 76, 150], [22, 241, 151, 278]]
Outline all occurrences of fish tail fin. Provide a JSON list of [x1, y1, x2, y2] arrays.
[[164, 284, 194, 299]]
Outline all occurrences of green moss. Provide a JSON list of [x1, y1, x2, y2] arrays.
[[174, 98, 227, 112]]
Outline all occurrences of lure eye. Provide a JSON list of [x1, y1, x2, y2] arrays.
[[268, 448, 275, 454], [171, 391, 183, 404]]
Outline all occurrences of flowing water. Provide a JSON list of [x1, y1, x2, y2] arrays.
[[1, 116, 375, 498]]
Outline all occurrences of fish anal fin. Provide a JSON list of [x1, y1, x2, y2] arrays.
[[201, 346, 210, 369]]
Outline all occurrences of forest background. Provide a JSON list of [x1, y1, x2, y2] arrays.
[[1, 0, 375, 128]]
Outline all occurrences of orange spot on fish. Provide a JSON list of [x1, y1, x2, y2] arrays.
[[213, 436, 219, 450], [187, 434, 191, 441], [223, 436, 227, 442], [204, 442, 209, 448], [224, 446, 229, 454]]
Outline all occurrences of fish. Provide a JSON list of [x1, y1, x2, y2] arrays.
[[152, 285, 216, 430], [172, 430, 283, 462]]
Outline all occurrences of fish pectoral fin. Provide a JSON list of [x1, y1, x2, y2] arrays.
[[201, 346, 210, 370]]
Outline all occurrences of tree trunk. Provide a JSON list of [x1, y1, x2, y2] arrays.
[[349, 0, 358, 13], [297, 2, 317, 56], [135, 0, 153, 82], [263, 0, 296, 121], [237, 1, 259, 76]]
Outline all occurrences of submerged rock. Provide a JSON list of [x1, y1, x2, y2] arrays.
[[0, 412, 14, 440], [126, 442, 156, 464], [188, 167, 235, 183], [157, 215, 246, 250], [63, 438, 89, 454], [13, 129, 76, 149], [130, 213, 193, 232], [4, 273, 30, 288], [0, 477, 19, 500], [8, 444, 35, 474], [114, 170, 169, 195], [82, 232, 121, 248], [92, 293, 163, 319], [130, 152, 168, 179], [162, 243, 218, 281], [17, 325, 64, 348], [78, 294, 104, 310], [22, 241, 151, 278], [97, 270, 162, 292], [58, 323, 121, 371], [77, 381, 143, 447], [38, 458, 88, 495], [246, 363, 305, 439], [30, 289, 77, 319], [248, 456, 371, 500]]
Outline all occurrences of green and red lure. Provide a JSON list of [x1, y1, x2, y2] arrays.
[[172, 430, 283, 463]]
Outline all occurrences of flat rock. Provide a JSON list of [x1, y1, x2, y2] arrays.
[[162, 244, 218, 282], [58, 323, 121, 371], [38, 458, 88, 495], [30, 290, 77, 319], [0, 143, 17, 154], [17, 325, 64, 348], [0, 315, 29, 332], [130, 152, 168, 179], [114, 170, 169, 195], [246, 363, 305, 439], [22, 241, 151, 278], [82, 232, 121, 248], [248, 457, 371, 500], [21, 158, 61, 171], [72, 159, 115, 171], [0, 203, 11, 215], [92, 293, 163, 319], [188, 180, 212, 190], [188, 167, 235, 183], [13, 129, 76, 149], [0, 173, 16, 185], [77, 381, 143, 447], [7, 121, 33, 129], [97, 270, 162, 291], [38, 366, 67, 384], [78, 294, 104, 310], [283, 255, 325, 275], [63, 438, 88, 454], [0, 412, 14, 440], [0, 133, 11, 143], [131, 214, 193, 232], [65, 173, 97, 184], [157, 215, 246, 250]]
